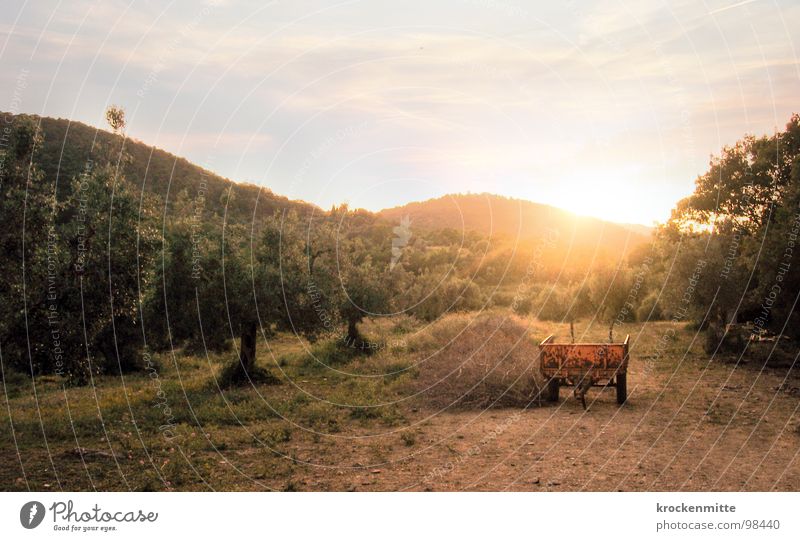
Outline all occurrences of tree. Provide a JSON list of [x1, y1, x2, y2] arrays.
[[56, 161, 159, 381], [662, 113, 800, 334], [585, 265, 635, 341], [562, 282, 592, 341], [0, 116, 57, 375], [220, 211, 325, 384], [105, 105, 126, 134], [1, 111, 159, 383], [143, 222, 232, 353], [338, 252, 390, 345], [300, 205, 395, 346]]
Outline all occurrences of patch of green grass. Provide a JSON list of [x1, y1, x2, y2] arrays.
[[346, 397, 404, 426], [286, 393, 311, 412], [381, 361, 416, 384], [260, 426, 292, 446], [401, 432, 416, 446], [348, 405, 383, 421], [306, 339, 368, 367], [1, 368, 32, 400], [300, 402, 341, 432]]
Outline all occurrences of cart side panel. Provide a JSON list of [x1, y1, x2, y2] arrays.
[[539, 343, 627, 379]]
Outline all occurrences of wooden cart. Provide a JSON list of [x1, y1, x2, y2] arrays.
[[538, 335, 630, 406]]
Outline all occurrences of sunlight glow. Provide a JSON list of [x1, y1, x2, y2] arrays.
[[529, 172, 672, 226]]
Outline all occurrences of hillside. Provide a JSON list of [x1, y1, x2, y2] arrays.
[[2, 112, 316, 224], [7, 111, 649, 264], [379, 193, 651, 263]]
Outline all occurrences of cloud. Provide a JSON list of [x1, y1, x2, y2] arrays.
[[1, 0, 798, 225]]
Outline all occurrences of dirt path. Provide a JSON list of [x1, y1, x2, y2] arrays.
[[287, 354, 800, 491]]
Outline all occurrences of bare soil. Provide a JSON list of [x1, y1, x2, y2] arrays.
[[288, 355, 800, 491]]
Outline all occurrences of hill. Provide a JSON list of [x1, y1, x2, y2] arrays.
[[7, 111, 649, 267], [1, 112, 316, 224], [379, 193, 651, 264]]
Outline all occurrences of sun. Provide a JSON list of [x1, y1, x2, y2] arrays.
[[534, 173, 665, 226]]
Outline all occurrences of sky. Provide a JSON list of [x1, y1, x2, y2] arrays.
[[1, 0, 798, 225]]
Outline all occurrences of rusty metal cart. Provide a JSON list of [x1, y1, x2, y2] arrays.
[[539, 335, 630, 405]]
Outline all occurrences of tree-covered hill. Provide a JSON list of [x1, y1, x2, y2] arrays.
[[1, 111, 317, 224], [379, 193, 651, 270]]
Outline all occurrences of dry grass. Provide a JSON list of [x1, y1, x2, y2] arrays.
[[406, 311, 545, 408], [2, 317, 799, 491]]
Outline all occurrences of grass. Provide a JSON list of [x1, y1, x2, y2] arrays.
[[2, 312, 794, 490], [0, 318, 426, 489]]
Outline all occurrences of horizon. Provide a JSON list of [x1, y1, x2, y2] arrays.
[[6, 108, 663, 227], [3, 1, 798, 224]]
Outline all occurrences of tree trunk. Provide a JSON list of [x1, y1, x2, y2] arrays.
[[239, 321, 257, 373], [222, 320, 279, 386], [346, 317, 360, 346]]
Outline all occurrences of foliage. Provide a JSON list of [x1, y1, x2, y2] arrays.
[[1, 112, 158, 384], [636, 291, 664, 321], [0, 116, 55, 375], [661, 113, 800, 334], [104, 105, 126, 133]]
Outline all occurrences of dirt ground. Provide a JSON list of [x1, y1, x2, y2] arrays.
[[2, 321, 799, 491], [286, 356, 800, 491]]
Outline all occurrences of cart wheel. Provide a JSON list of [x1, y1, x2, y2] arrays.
[[546, 378, 560, 402], [616, 373, 627, 404]]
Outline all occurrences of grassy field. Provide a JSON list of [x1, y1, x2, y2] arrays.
[[2, 313, 799, 491]]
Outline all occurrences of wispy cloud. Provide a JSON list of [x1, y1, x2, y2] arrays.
[[1, 0, 798, 224]]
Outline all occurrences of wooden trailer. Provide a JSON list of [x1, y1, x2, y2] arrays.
[[538, 334, 630, 406]]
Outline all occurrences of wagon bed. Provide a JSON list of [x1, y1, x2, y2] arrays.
[[538, 334, 630, 404]]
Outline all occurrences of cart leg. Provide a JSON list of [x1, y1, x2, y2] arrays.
[[574, 374, 593, 410], [546, 378, 560, 402], [616, 373, 627, 404]]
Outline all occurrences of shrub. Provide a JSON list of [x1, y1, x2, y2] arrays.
[[409, 277, 484, 321], [534, 287, 569, 321], [636, 291, 664, 322], [704, 324, 746, 355], [300, 337, 369, 371], [389, 314, 419, 335], [511, 293, 534, 315], [0, 368, 30, 399], [489, 291, 514, 308], [748, 340, 796, 368], [401, 432, 416, 446]]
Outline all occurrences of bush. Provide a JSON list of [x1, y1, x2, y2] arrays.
[[636, 291, 664, 322], [389, 314, 419, 335], [489, 291, 513, 308], [704, 324, 746, 355], [511, 293, 534, 315], [0, 368, 30, 399], [533, 287, 569, 321], [409, 277, 484, 321], [702, 325, 797, 368], [748, 340, 796, 368], [302, 337, 371, 370]]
